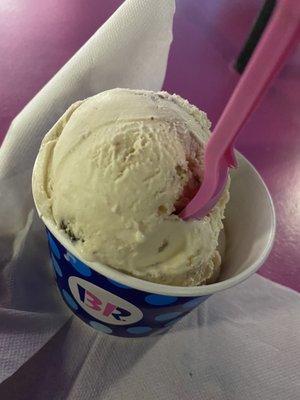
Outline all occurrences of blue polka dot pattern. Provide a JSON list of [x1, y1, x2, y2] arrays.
[[51, 254, 63, 278], [155, 312, 181, 322], [46, 227, 212, 337], [107, 279, 131, 289], [62, 289, 78, 310], [64, 252, 92, 277], [182, 298, 204, 309], [90, 321, 113, 334], [48, 234, 61, 259], [145, 294, 178, 306], [51, 255, 63, 277], [127, 326, 152, 335]]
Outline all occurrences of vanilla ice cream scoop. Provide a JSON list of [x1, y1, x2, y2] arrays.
[[32, 88, 229, 286]]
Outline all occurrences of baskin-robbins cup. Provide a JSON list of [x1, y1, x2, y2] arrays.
[[34, 153, 275, 338]]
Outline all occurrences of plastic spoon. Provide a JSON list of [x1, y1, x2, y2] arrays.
[[180, 0, 300, 220]]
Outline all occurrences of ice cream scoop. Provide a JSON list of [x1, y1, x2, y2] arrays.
[[32, 89, 229, 286]]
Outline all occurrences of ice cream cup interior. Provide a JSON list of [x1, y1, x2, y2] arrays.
[[39, 153, 275, 297]]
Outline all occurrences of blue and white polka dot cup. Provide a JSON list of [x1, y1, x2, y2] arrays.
[[40, 156, 275, 337]]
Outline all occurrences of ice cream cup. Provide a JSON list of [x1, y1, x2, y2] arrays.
[[37, 153, 275, 337]]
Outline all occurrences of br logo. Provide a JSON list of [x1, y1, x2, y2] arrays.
[[68, 276, 143, 325]]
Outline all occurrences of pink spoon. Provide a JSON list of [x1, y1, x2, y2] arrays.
[[180, 0, 300, 220]]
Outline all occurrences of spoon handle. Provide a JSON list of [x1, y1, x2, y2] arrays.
[[181, 0, 300, 220], [209, 0, 300, 166]]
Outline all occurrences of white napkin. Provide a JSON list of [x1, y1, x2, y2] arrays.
[[0, 275, 299, 400], [1, 1, 300, 397], [0, 0, 175, 383]]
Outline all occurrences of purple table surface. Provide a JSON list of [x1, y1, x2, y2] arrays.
[[1, 0, 299, 291]]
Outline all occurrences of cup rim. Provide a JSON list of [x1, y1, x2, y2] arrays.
[[37, 153, 276, 297]]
